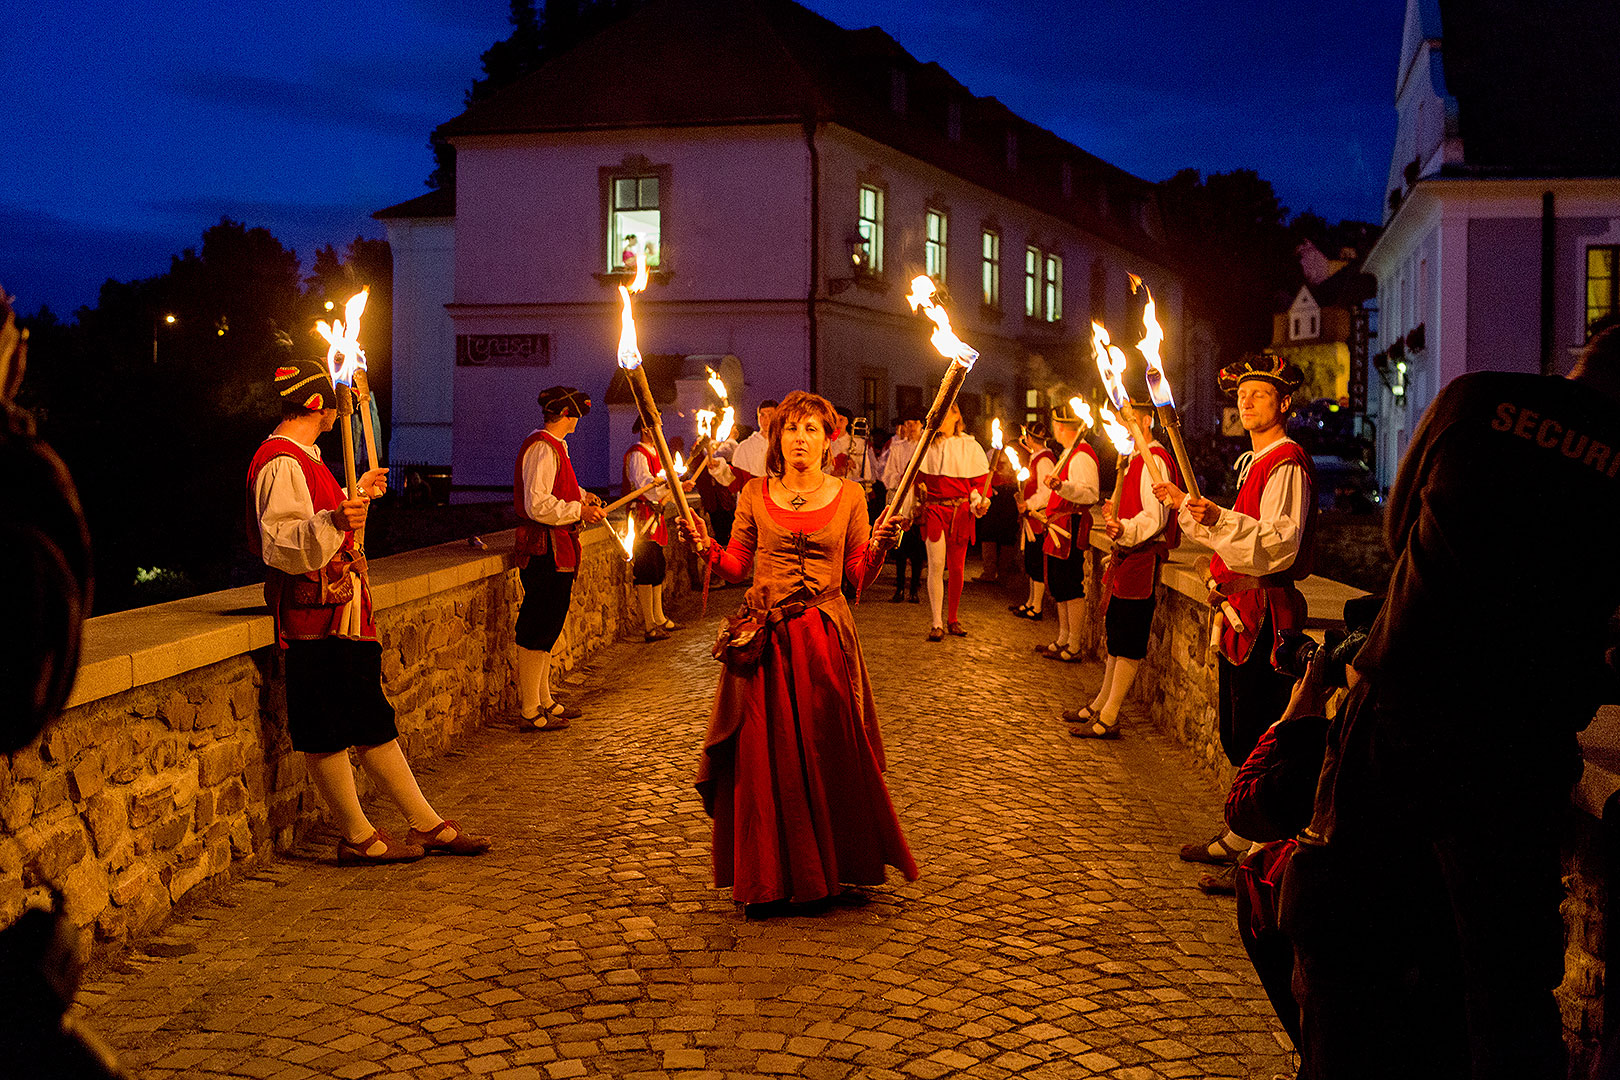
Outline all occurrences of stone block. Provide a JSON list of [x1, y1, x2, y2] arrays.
[[128, 775, 177, 828], [168, 853, 210, 903], [82, 791, 128, 856], [1, 786, 35, 832], [9, 746, 42, 782], [216, 779, 247, 818], [148, 736, 186, 772], [198, 742, 243, 787], [160, 690, 198, 732], [67, 751, 106, 804], [127, 880, 171, 935], [194, 787, 217, 830], [228, 819, 254, 859], [34, 772, 70, 814], [150, 812, 190, 853], [58, 857, 109, 927], [20, 819, 90, 886], [195, 694, 232, 731], [230, 678, 259, 721]]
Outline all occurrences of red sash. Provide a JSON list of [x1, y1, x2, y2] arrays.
[[1104, 445, 1181, 601], [514, 430, 583, 571], [1209, 440, 1317, 664], [622, 442, 669, 546], [1042, 441, 1099, 559], [1020, 448, 1055, 537], [245, 437, 376, 648]]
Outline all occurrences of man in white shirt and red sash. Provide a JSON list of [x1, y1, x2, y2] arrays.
[[624, 416, 695, 641], [1009, 421, 1056, 620], [1153, 351, 1314, 891], [1066, 400, 1180, 738], [1038, 402, 1100, 662], [708, 399, 777, 494], [248, 356, 490, 864], [881, 413, 926, 603], [910, 403, 989, 641], [829, 406, 877, 490], [514, 386, 607, 731]]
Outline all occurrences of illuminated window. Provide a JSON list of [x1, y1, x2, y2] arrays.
[[925, 209, 948, 284], [858, 185, 885, 275], [1043, 253, 1063, 322], [981, 229, 1000, 308], [610, 175, 661, 272], [1588, 246, 1619, 337], [1025, 245, 1040, 318]]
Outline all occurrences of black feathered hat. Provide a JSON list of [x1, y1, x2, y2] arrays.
[[1218, 351, 1304, 397], [273, 356, 336, 412], [538, 385, 591, 419]]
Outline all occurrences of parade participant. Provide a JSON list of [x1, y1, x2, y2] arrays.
[[249, 356, 490, 863], [1152, 351, 1313, 888], [1282, 326, 1620, 1080], [623, 416, 696, 641], [910, 402, 989, 641], [881, 414, 926, 603], [1066, 400, 1179, 738], [708, 399, 777, 492], [1009, 421, 1056, 619], [513, 386, 608, 731], [1037, 403, 1100, 662], [680, 391, 917, 913], [829, 407, 877, 490]]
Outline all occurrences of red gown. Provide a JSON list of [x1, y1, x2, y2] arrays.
[[696, 477, 919, 904]]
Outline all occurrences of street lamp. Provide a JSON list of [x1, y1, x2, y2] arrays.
[[153, 313, 176, 363]]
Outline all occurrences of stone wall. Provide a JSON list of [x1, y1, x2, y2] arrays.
[[0, 527, 692, 952]]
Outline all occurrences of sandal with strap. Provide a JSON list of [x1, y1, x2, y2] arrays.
[[1050, 647, 1082, 663], [926, 626, 945, 642], [1070, 718, 1120, 739], [1061, 704, 1101, 724], [947, 621, 968, 637], [336, 828, 425, 865], [407, 818, 492, 857], [518, 707, 570, 732], [1179, 830, 1246, 866]]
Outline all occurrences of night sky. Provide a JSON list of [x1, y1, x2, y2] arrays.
[[9, 0, 1406, 316]]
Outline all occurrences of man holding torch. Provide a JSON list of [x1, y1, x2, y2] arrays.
[[249, 356, 490, 863], [625, 415, 696, 641], [1150, 351, 1314, 887], [513, 386, 608, 731], [905, 402, 989, 641], [1037, 402, 1100, 663], [1009, 421, 1056, 619], [708, 399, 777, 493], [1066, 398, 1180, 739]]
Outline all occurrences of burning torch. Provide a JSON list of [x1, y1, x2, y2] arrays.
[[1092, 320, 1166, 487], [316, 290, 371, 502], [616, 260, 695, 533], [1131, 275, 1200, 501], [875, 276, 979, 533], [981, 418, 1004, 497]]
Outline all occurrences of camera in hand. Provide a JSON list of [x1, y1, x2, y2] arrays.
[[1272, 594, 1384, 687]]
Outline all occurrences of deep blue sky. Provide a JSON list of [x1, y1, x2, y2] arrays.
[[8, 0, 1406, 316]]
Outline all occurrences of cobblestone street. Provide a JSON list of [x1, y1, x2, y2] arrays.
[[79, 567, 1292, 1080]]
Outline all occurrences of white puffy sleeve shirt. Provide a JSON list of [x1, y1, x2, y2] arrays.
[[1179, 441, 1308, 576]]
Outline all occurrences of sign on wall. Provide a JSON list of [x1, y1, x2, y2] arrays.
[[1349, 307, 1369, 413], [455, 334, 551, 367]]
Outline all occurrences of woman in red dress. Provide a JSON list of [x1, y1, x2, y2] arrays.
[[681, 391, 918, 913]]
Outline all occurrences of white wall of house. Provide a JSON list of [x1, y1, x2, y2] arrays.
[[381, 216, 456, 469]]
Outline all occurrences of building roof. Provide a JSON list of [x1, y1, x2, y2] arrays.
[[414, 0, 1168, 261], [373, 188, 454, 220], [1436, 0, 1620, 177]]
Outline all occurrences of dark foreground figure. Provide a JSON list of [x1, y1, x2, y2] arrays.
[[1283, 326, 1620, 1080]]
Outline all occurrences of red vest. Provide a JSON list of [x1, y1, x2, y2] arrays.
[[1020, 448, 1056, 536], [245, 436, 375, 648], [1042, 441, 1099, 559], [1209, 439, 1317, 664], [1106, 444, 1182, 600], [622, 442, 669, 546], [515, 430, 583, 571]]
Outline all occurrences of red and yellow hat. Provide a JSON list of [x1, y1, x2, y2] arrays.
[[1218, 351, 1304, 397], [274, 356, 336, 412]]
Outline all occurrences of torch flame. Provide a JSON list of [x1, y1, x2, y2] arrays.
[[716, 406, 736, 442], [315, 287, 369, 387], [613, 517, 637, 561], [1131, 276, 1173, 408], [696, 409, 716, 439], [1004, 445, 1029, 483], [674, 451, 686, 476], [1068, 396, 1095, 429], [906, 275, 979, 369], [1099, 404, 1136, 456], [990, 417, 1003, 450], [1091, 321, 1133, 411], [705, 365, 728, 401], [615, 260, 650, 371]]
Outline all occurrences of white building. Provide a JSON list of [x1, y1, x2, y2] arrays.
[[376, 0, 1186, 492], [1362, 0, 1620, 488]]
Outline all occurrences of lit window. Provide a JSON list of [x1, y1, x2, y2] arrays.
[[1043, 253, 1063, 323], [1025, 245, 1040, 318], [858, 185, 885, 275], [1588, 246, 1619, 337], [925, 209, 948, 285], [981, 229, 1000, 308], [610, 176, 661, 272]]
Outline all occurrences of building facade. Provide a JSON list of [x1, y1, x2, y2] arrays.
[[377, 0, 1185, 492], [1362, 0, 1620, 489]]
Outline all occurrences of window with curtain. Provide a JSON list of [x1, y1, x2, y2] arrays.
[[981, 229, 1000, 308]]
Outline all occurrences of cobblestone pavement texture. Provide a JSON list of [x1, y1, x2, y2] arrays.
[[79, 565, 1293, 1079]]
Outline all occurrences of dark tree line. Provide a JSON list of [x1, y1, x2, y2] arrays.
[[17, 221, 391, 613]]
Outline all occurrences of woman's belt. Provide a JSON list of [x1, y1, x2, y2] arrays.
[[751, 584, 842, 625]]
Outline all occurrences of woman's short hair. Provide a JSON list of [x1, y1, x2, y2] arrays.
[[764, 390, 837, 476]]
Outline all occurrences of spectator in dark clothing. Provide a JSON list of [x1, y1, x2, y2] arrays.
[[1282, 326, 1620, 1080]]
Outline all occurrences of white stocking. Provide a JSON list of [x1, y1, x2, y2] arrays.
[[651, 582, 667, 627], [1064, 599, 1086, 653], [1028, 580, 1045, 612], [1090, 655, 1117, 712], [1099, 657, 1140, 725], [1053, 600, 1070, 650], [637, 584, 658, 631], [516, 647, 551, 719], [925, 536, 947, 628], [305, 751, 373, 845], [356, 740, 441, 834]]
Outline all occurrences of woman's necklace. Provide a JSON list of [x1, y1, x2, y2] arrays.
[[781, 472, 824, 511]]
